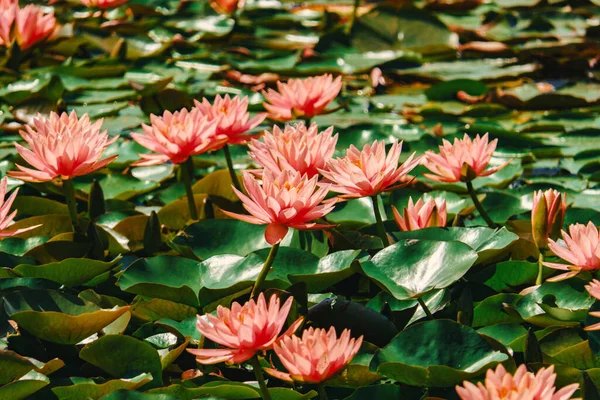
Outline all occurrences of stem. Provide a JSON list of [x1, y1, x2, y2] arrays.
[[63, 179, 82, 234], [223, 144, 242, 192], [417, 297, 433, 320], [536, 252, 544, 286], [251, 243, 280, 299], [318, 384, 328, 400], [347, 0, 360, 36], [181, 158, 198, 221], [249, 355, 272, 400], [465, 181, 497, 229], [371, 195, 390, 247], [302, 117, 312, 126]]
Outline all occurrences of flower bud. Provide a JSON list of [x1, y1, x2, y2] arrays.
[[531, 189, 566, 249]]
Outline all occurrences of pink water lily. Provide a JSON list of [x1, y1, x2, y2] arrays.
[[0, 177, 40, 238], [15, 4, 56, 50], [585, 279, 600, 331], [81, 0, 128, 8], [9, 111, 118, 182], [248, 122, 338, 178], [210, 0, 244, 14], [187, 293, 303, 364], [0, 0, 17, 47], [532, 189, 566, 250], [392, 197, 447, 231], [262, 74, 342, 121]]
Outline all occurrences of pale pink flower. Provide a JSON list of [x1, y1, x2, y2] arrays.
[[456, 364, 578, 400], [193, 95, 266, 146], [0, 177, 41, 238], [222, 169, 337, 245], [531, 189, 566, 249], [248, 123, 338, 178], [80, 0, 128, 9], [423, 133, 510, 183], [262, 74, 342, 121], [9, 112, 118, 182], [209, 0, 244, 15], [130, 108, 227, 166], [392, 197, 447, 231], [585, 279, 600, 331], [319, 140, 419, 199], [265, 327, 363, 384], [187, 293, 303, 365], [544, 222, 600, 281], [0, 0, 17, 47], [15, 4, 56, 50]]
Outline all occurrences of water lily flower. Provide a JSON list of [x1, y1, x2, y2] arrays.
[[15, 4, 56, 50], [187, 293, 303, 365], [248, 122, 337, 178], [544, 221, 600, 281], [585, 279, 600, 331], [392, 197, 447, 231], [210, 0, 244, 15], [532, 189, 566, 250], [81, 0, 128, 8], [222, 169, 337, 245], [0, 177, 40, 238], [0, 0, 17, 47], [456, 364, 578, 400], [265, 327, 363, 384], [262, 74, 342, 122]]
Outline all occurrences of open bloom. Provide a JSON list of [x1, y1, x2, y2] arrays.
[[262, 74, 342, 121], [544, 222, 600, 281], [265, 327, 363, 384], [392, 197, 447, 231], [456, 364, 578, 400], [194, 95, 266, 146], [187, 293, 303, 365], [81, 0, 128, 8], [9, 112, 118, 182], [131, 108, 227, 166], [209, 0, 244, 15], [222, 169, 337, 245], [319, 140, 419, 199], [0, 177, 40, 238], [585, 280, 600, 331], [0, 0, 17, 47], [423, 133, 510, 183], [248, 123, 337, 178], [15, 4, 56, 50], [532, 189, 566, 249]]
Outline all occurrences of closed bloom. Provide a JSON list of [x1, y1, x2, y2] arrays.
[[131, 108, 227, 166], [544, 222, 600, 281], [423, 133, 510, 183], [265, 327, 363, 384], [585, 279, 600, 331], [222, 169, 337, 245], [187, 293, 303, 365], [456, 364, 578, 400], [319, 140, 419, 199], [15, 4, 56, 50], [194, 95, 266, 146], [9, 112, 118, 182], [0, 0, 17, 47], [392, 197, 447, 231], [210, 0, 244, 14], [262, 74, 342, 121], [0, 177, 40, 238], [531, 189, 566, 249], [80, 0, 128, 9], [248, 123, 338, 178]]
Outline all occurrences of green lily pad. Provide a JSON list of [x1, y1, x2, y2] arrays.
[[14, 256, 121, 287], [0, 370, 50, 400], [51, 373, 153, 400]]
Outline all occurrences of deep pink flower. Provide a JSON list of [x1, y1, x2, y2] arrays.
[[265, 327, 363, 384], [456, 364, 578, 400], [319, 140, 419, 199], [532, 189, 566, 249], [9, 112, 118, 182], [585, 279, 600, 331], [194, 95, 266, 146], [423, 133, 510, 183], [262, 74, 342, 121], [210, 0, 244, 14], [15, 4, 56, 50], [0, 0, 17, 47], [392, 197, 447, 231], [187, 293, 303, 365], [0, 177, 40, 238], [544, 222, 600, 281], [131, 108, 227, 166], [81, 0, 128, 9], [248, 123, 337, 178], [222, 169, 337, 245]]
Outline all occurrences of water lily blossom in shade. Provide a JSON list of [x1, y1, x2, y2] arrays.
[[584, 279, 600, 331], [15, 4, 56, 50], [532, 189, 567, 250], [9, 111, 118, 182], [130, 108, 226, 166], [248, 122, 338, 178], [423, 133, 510, 183], [456, 364, 578, 400], [187, 293, 303, 365], [209, 0, 244, 14], [392, 197, 447, 232], [0, 0, 17, 47], [194, 95, 266, 146], [262, 74, 342, 121], [265, 327, 363, 384], [80, 0, 128, 9], [222, 169, 337, 245], [320, 139, 419, 199], [0, 177, 40, 238], [544, 221, 600, 282]]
